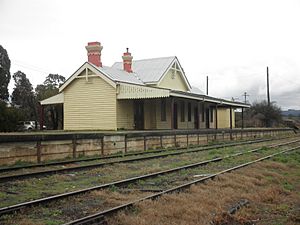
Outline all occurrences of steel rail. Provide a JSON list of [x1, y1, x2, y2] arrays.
[[0, 139, 298, 216], [0, 137, 293, 182], [63, 145, 300, 225]]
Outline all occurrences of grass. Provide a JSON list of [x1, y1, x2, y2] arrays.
[[106, 150, 300, 225], [0, 138, 295, 208], [0, 139, 299, 224]]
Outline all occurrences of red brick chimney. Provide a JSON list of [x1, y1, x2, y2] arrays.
[[122, 48, 133, 73], [85, 42, 103, 67]]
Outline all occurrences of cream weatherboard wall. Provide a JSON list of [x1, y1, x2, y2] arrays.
[[64, 76, 117, 130], [217, 108, 235, 128], [157, 69, 189, 92], [116, 100, 134, 130], [144, 99, 157, 129]]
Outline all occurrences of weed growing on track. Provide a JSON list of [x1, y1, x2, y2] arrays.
[[0, 142, 263, 207], [0, 189, 152, 225], [0, 139, 297, 208], [108, 150, 300, 225]]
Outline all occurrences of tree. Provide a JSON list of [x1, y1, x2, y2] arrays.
[[43, 74, 65, 88], [0, 45, 11, 101], [11, 71, 37, 120], [35, 74, 65, 129], [249, 100, 282, 127], [0, 101, 24, 132]]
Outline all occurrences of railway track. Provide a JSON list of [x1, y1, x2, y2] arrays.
[[0, 136, 295, 182], [0, 137, 299, 224], [3, 137, 291, 210], [64, 145, 300, 225], [3, 135, 295, 175]]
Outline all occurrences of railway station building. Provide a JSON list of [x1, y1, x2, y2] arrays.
[[40, 42, 249, 130]]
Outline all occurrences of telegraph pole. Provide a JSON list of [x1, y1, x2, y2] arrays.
[[266, 66, 271, 127], [267, 66, 270, 107], [242, 92, 249, 104], [206, 76, 208, 95], [241, 92, 249, 130]]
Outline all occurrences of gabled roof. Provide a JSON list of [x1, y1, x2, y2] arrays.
[[113, 56, 192, 90], [60, 56, 193, 93], [112, 56, 176, 82], [59, 62, 117, 92], [93, 65, 144, 85]]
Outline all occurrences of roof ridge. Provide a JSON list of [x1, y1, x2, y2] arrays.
[[112, 56, 176, 65], [101, 65, 144, 84]]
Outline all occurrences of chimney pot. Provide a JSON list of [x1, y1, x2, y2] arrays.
[[85, 42, 103, 67], [122, 48, 133, 73]]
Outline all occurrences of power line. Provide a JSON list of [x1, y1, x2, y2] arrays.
[[11, 59, 52, 74]]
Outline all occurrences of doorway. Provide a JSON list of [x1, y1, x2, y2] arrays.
[[194, 106, 199, 129], [173, 103, 178, 129], [206, 108, 210, 128], [134, 100, 144, 130]]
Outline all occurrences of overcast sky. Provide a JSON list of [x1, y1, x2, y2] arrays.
[[1, 0, 299, 110]]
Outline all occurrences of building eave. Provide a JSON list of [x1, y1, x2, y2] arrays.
[[40, 93, 64, 105], [156, 56, 192, 90], [170, 90, 250, 108], [116, 82, 170, 99], [59, 62, 116, 93]]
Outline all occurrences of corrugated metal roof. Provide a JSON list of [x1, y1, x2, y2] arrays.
[[99, 66, 144, 85], [190, 86, 205, 95], [40, 93, 64, 105], [112, 56, 176, 83], [170, 90, 250, 108]]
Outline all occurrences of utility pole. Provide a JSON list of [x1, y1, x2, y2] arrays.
[[242, 92, 249, 104], [206, 76, 208, 95], [241, 92, 249, 130], [266, 66, 271, 127], [267, 66, 270, 107]]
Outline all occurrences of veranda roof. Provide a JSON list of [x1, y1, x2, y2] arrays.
[[117, 83, 250, 108], [117, 83, 170, 99], [40, 93, 64, 105]]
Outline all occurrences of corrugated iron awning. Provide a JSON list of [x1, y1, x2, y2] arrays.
[[40, 93, 64, 105], [117, 83, 170, 99], [170, 90, 250, 108]]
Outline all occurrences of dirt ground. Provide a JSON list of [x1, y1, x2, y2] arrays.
[[108, 151, 300, 225]]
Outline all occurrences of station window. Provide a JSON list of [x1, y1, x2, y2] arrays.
[[210, 108, 214, 122]]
